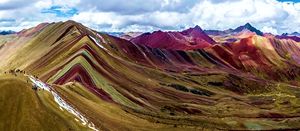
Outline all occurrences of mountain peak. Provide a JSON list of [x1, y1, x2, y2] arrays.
[[64, 20, 83, 28], [244, 23, 252, 27], [65, 20, 77, 24], [291, 32, 300, 36], [234, 23, 263, 36], [182, 25, 204, 35], [194, 25, 202, 30], [131, 25, 215, 50]]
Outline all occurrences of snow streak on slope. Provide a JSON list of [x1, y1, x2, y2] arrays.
[[89, 35, 106, 50], [28, 75, 98, 131]]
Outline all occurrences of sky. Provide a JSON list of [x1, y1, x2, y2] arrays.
[[0, 0, 299, 34]]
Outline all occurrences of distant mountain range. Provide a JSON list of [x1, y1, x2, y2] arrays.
[[291, 32, 300, 36], [129, 23, 300, 47], [204, 23, 263, 36], [102, 32, 124, 37], [282, 32, 300, 36], [276, 35, 300, 42], [0, 30, 15, 35], [131, 25, 216, 50]]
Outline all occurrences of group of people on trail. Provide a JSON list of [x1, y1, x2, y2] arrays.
[[4, 68, 42, 91], [4, 69, 26, 76]]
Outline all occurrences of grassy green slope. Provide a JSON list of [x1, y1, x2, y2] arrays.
[[0, 74, 90, 131]]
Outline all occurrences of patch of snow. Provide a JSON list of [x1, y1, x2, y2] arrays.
[[29, 76, 50, 91], [89, 35, 106, 51], [88, 123, 98, 131], [28, 75, 99, 131], [96, 33, 105, 43]]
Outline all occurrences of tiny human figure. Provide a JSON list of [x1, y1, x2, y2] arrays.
[[32, 85, 38, 91]]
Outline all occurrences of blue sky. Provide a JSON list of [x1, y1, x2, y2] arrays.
[[41, 6, 78, 17], [0, 0, 299, 34]]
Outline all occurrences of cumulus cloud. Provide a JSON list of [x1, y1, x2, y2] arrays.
[[70, 0, 300, 34], [75, 0, 198, 14], [262, 26, 279, 34], [189, 0, 293, 32], [0, 0, 38, 10], [71, 11, 188, 31], [0, 0, 77, 31], [0, 0, 299, 34]]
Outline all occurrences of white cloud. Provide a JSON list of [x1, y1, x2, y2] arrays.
[[189, 0, 288, 30], [75, 0, 197, 14], [71, 11, 189, 32], [0, 0, 73, 31], [0, 0, 300, 34], [70, 0, 300, 34], [262, 26, 278, 34]]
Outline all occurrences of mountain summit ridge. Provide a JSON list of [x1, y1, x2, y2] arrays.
[[233, 23, 263, 36]]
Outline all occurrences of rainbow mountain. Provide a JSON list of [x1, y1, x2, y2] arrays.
[[1, 20, 300, 130]]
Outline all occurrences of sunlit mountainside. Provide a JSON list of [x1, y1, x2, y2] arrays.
[[1, 20, 300, 130]]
